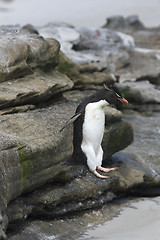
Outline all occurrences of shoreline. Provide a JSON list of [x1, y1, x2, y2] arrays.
[[79, 196, 160, 240]]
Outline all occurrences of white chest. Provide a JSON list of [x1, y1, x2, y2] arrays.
[[81, 100, 108, 153]]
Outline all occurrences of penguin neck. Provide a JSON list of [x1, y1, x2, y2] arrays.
[[85, 100, 109, 112]]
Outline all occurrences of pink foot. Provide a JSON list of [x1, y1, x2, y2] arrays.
[[97, 166, 118, 173], [93, 170, 108, 179]]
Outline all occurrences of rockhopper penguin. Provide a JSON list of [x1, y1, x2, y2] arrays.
[[62, 85, 128, 179]]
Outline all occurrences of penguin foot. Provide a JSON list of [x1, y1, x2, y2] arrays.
[[93, 170, 108, 179], [97, 166, 117, 173]]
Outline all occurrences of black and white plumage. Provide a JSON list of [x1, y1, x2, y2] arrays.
[[62, 85, 128, 179]]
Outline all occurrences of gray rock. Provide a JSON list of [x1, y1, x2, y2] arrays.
[[117, 49, 160, 85], [56, 51, 116, 89], [0, 26, 60, 82], [122, 112, 160, 195], [103, 15, 145, 32], [103, 15, 160, 50], [0, 101, 133, 229], [0, 229, 6, 240], [0, 70, 73, 110], [0, 211, 6, 240], [73, 26, 135, 51], [38, 23, 135, 70], [133, 30, 160, 50], [117, 81, 160, 104], [20, 24, 39, 35], [0, 26, 75, 110], [0, 105, 35, 115], [102, 15, 160, 85], [37, 21, 160, 88]]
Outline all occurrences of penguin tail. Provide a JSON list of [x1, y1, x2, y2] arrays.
[[60, 112, 81, 132]]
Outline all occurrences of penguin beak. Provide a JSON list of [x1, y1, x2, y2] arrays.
[[119, 97, 128, 106]]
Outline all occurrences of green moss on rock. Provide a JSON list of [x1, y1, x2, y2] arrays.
[[56, 51, 80, 80], [18, 147, 32, 191], [103, 120, 134, 159]]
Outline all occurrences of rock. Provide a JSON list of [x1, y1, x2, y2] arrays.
[[38, 22, 80, 50], [0, 105, 35, 115], [103, 117, 133, 159], [20, 24, 39, 35], [56, 51, 116, 89], [71, 27, 134, 70], [0, 99, 133, 230], [7, 176, 116, 220], [0, 26, 75, 110], [126, 15, 145, 31], [0, 211, 6, 240], [0, 103, 74, 200], [38, 23, 134, 71], [0, 26, 60, 82], [103, 15, 160, 50], [0, 70, 73, 110], [101, 16, 160, 86], [63, 89, 97, 102], [74, 71, 116, 90], [103, 15, 145, 32], [117, 50, 160, 85], [117, 81, 160, 105], [37, 21, 160, 89], [121, 112, 160, 195], [0, 228, 6, 240], [56, 51, 80, 81], [73, 27, 135, 51], [133, 30, 160, 50]]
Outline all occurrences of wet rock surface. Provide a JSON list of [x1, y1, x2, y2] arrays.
[[0, 15, 159, 239]]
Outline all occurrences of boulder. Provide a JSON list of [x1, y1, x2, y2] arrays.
[[38, 20, 160, 90], [103, 15, 160, 50], [117, 49, 160, 85], [121, 112, 160, 196], [0, 100, 133, 229], [73, 27, 134, 51], [117, 81, 160, 104], [0, 26, 60, 82], [69, 27, 135, 71], [5, 109, 160, 239], [38, 23, 135, 71], [133, 30, 160, 50], [56, 51, 116, 89], [38, 20, 160, 89], [103, 15, 145, 32], [0, 26, 76, 111]]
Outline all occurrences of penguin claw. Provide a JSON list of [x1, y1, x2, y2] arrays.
[[93, 170, 108, 179], [97, 166, 118, 173]]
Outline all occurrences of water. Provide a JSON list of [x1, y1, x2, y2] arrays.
[[0, 0, 160, 27], [79, 197, 160, 240], [8, 197, 160, 240]]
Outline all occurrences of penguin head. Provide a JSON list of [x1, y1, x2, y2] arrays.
[[103, 84, 128, 106]]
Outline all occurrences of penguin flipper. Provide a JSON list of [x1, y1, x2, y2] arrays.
[[60, 112, 81, 132]]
